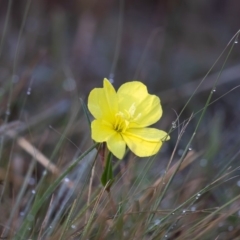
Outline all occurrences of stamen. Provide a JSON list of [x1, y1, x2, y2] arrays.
[[113, 103, 139, 132], [114, 112, 129, 132]]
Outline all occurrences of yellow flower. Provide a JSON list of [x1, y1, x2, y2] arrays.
[[88, 78, 169, 159]]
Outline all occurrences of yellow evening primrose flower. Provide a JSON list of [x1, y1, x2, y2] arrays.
[[88, 78, 170, 159]]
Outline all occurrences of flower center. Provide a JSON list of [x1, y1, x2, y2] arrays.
[[113, 103, 141, 133], [114, 112, 129, 132]]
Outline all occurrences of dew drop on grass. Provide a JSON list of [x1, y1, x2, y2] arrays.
[[42, 170, 47, 176], [182, 210, 186, 214], [188, 147, 192, 151], [49, 225, 52, 229], [153, 219, 161, 225], [235, 39, 238, 44], [165, 235, 168, 238], [64, 177, 70, 183], [71, 225, 76, 229], [171, 121, 176, 129], [211, 88, 216, 93], [171, 212, 175, 215], [27, 87, 31, 95], [196, 193, 201, 199], [109, 73, 114, 83], [31, 190, 36, 195], [28, 177, 36, 186], [20, 211, 25, 216]]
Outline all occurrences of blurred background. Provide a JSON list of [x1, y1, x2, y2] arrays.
[[0, 0, 240, 143], [1, 1, 240, 237], [1, 0, 240, 90]]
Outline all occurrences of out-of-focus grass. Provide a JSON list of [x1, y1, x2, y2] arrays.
[[1, 0, 240, 239]]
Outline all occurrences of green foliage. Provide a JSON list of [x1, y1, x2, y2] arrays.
[[0, 1, 240, 239]]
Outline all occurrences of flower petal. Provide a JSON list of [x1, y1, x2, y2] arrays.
[[91, 120, 115, 142], [88, 78, 118, 123], [131, 94, 162, 127], [117, 81, 148, 111], [127, 128, 170, 141], [107, 133, 126, 159], [117, 81, 162, 127], [122, 128, 169, 157]]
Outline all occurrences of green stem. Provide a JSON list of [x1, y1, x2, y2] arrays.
[[101, 151, 114, 191]]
